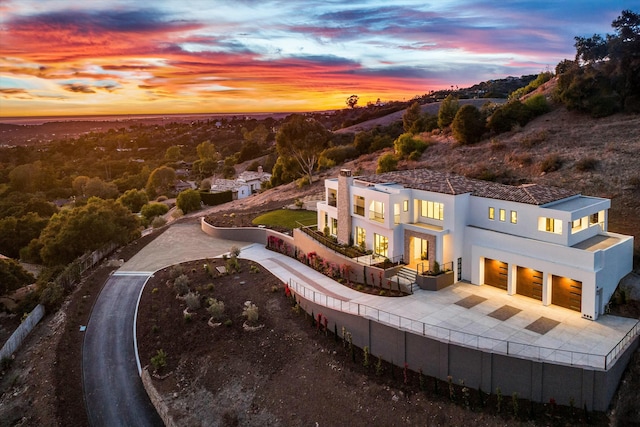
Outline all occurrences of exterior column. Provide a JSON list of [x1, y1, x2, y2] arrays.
[[507, 264, 516, 295], [542, 272, 551, 306], [337, 169, 353, 245]]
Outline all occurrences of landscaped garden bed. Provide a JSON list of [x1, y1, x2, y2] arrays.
[[135, 256, 608, 426]]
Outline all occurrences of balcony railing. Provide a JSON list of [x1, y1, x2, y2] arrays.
[[354, 205, 365, 216], [369, 210, 384, 222], [328, 198, 337, 207]]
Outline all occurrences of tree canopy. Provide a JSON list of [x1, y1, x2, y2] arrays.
[[437, 95, 460, 128], [145, 166, 176, 199], [37, 198, 140, 266], [451, 105, 485, 145], [275, 115, 330, 184], [176, 189, 201, 214]]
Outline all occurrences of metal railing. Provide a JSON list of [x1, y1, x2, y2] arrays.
[[288, 278, 639, 370]]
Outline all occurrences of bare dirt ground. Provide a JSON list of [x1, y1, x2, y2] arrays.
[[137, 258, 611, 427]]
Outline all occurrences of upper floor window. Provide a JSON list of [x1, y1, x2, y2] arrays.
[[369, 200, 385, 222], [328, 189, 337, 207], [403, 200, 409, 212], [488, 207, 495, 220], [420, 200, 444, 221], [538, 217, 563, 234], [510, 211, 517, 224], [499, 209, 506, 222], [353, 195, 365, 216]]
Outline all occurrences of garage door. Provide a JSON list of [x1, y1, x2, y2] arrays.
[[516, 267, 543, 301], [484, 258, 508, 290], [552, 275, 582, 311]]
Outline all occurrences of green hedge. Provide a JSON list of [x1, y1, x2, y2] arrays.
[[199, 190, 233, 206]]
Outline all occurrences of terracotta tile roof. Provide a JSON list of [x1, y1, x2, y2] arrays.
[[358, 169, 577, 205]]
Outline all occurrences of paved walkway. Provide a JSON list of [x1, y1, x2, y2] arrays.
[[239, 243, 638, 370]]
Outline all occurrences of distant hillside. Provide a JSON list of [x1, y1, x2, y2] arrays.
[[336, 98, 506, 134]]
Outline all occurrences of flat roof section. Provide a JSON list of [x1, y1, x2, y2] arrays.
[[546, 195, 609, 212], [573, 234, 623, 251]]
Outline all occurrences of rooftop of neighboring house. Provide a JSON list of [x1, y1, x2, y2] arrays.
[[210, 178, 249, 192], [352, 168, 579, 206], [237, 166, 271, 182]]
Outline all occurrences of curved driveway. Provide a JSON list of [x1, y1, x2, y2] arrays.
[[83, 221, 248, 425]]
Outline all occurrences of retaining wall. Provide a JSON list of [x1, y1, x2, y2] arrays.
[[0, 304, 45, 361], [141, 367, 178, 427], [295, 291, 638, 412]]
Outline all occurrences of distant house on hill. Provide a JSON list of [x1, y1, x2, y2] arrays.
[[208, 166, 271, 200]]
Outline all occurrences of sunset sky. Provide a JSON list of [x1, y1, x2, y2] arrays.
[[0, 1, 633, 117]]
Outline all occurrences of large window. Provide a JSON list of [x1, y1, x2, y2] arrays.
[[394, 203, 400, 225], [355, 226, 366, 249], [538, 217, 563, 234], [420, 200, 444, 220], [374, 233, 388, 258], [369, 200, 385, 222], [353, 195, 365, 216], [330, 218, 338, 236], [328, 189, 337, 207]]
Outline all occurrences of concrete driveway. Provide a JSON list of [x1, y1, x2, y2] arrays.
[[83, 221, 249, 425]]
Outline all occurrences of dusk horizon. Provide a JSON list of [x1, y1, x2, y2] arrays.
[[0, 0, 633, 117]]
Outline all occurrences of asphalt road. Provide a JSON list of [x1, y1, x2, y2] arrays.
[[82, 273, 163, 427]]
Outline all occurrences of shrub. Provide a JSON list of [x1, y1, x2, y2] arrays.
[[171, 208, 184, 219], [376, 153, 398, 173], [207, 298, 225, 320], [169, 265, 184, 279], [575, 157, 598, 172], [151, 349, 167, 372], [176, 189, 201, 214], [393, 133, 428, 157], [39, 282, 64, 310], [229, 245, 241, 257], [184, 291, 201, 310], [141, 202, 169, 221], [242, 301, 259, 323], [523, 93, 551, 116], [173, 274, 190, 296], [151, 216, 167, 228], [540, 154, 563, 173]]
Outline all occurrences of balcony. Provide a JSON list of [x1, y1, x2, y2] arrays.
[[369, 210, 384, 223]]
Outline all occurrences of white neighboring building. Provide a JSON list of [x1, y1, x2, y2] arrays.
[[209, 166, 271, 200], [237, 166, 272, 193], [317, 169, 634, 320]]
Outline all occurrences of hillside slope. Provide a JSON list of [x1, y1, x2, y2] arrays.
[[336, 98, 506, 133]]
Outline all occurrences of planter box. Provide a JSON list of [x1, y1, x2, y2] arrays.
[[416, 270, 454, 291]]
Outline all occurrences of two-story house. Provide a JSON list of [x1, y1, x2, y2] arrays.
[[317, 169, 633, 320]]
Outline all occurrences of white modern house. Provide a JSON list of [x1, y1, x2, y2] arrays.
[[317, 169, 634, 320]]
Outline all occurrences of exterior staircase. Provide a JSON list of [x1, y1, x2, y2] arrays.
[[393, 267, 418, 293]]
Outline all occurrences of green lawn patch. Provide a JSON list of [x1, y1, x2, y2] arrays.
[[252, 209, 317, 230]]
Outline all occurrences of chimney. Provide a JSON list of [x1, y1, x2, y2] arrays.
[[258, 165, 263, 174], [337, 169, 353, 245]]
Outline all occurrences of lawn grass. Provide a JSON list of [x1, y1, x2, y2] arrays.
[[252, 209, 317, 230]]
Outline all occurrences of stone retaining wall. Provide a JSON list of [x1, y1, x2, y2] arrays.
[[141, 367, 178, 427]]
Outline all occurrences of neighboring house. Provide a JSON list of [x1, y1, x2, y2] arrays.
[[237, 166, 272, 193], [208, 166, 271, 200], [317, 169, 633, 320], [210, 178, 251, 200]]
